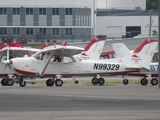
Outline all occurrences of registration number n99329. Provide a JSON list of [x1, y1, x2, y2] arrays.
[[93, 63, 120, 70]]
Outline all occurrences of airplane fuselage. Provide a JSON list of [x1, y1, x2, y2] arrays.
[[10, 56, 142, 77]]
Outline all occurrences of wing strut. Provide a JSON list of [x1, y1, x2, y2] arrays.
[[7, 46, 9, 61], [40, 52, 54, 77]]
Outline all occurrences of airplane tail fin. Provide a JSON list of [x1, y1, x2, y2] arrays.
[[125, 39, 158, 70], [80, 38, 106, 60], [111, 43, 132, 58]]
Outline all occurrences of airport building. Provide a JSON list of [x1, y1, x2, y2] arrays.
[[0, 0, 94, 42], [0, 0, 158, 42]]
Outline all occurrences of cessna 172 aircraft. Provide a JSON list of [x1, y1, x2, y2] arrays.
[[106, 40, 159, 86], [2, 39, 158, 87], [0, 42, 40, 86], [0, 38, 106, 87]]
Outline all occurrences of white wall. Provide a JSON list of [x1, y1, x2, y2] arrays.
[[96, 0, 107, 9], [96, 15, 158, 37], [106, 0, 146, 10], [0, 0, 93, 8]]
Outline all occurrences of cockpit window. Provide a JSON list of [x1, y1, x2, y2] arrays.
[[63, 56, 74, 63], [34, 53, 45, 60]]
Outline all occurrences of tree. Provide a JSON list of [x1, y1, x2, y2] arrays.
[[152, 29, 158, 36], [146, 0, 158, 10]]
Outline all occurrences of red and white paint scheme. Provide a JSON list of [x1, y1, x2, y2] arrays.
[[0, 38, 106, 87], [0, 42, 40, 86], [101, 39, 159, 86], [4, 39, 158, 87]]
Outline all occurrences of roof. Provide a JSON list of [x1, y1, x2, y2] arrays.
[[97, 10, 159, 16]]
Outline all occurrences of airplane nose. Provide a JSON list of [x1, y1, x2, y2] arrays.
[[2, 60, 13, 64], [2, 60, 10, 64]]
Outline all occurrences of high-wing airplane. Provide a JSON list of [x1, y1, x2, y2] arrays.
[[0, 38, 106, 87], [108, 40, 159, 86], [0, 42, 40, 86], [3, 39, 158, 87]]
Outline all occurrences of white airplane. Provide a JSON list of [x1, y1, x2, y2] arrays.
[[0, 38, 106, 87], [2, 39, 158, 87], [109, 40, 158, 85], [0, 42, 40, 86]]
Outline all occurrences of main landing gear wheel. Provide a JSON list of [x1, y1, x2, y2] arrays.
[[151, 78, 158, 86], [55, 79, 63, 87], [98, 78, 105, 86], [46, 79, 54, 87], [75, 80, 79, 84], [91, 78, 98, 85], [7, 78, 14, 86], [1, 78, 8, 86], [19, 81, 26, 87], [122, 79, 129, 85], [140, 78, 148, 86]]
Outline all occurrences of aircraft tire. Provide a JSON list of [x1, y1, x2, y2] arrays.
[[75, 80, 79, 84], [7, 78, 14, 86], [91, 78, 98, 85], [1, 78, 8, 86], [19, 81, 26, 87], [98, 78, 105, 86], [55, 79, 63, 87], [46, 79, 54, 86], [140, 78, 148, 86], [151, 78, 158, 86], [122, 79, 128, 85]]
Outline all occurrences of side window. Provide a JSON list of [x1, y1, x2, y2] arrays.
[[63, 57, 73, 63], [53, 55, 62, 62]]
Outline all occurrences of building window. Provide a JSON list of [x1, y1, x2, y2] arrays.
[[13, 28, 20, 35], [39, 28, 46, 35], [52, 8, 59, 15], [52, 28, 59, 35], [126, 26, 141, 38], [26, 28, 33, 35], [26, 8, 33, 15], [13, 8, 20, 15], [39, 8, 46, 15], [0, 28, 7, 35], [65, 28, 72, 35], [65, 8, 72, 15], [0, 8, 7, 15]]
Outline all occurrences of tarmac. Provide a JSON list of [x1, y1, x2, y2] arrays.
[[0, 83, 160, 120]]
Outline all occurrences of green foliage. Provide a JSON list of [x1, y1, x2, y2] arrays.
[[146, 0, 158, 10], [152, 29, 158, 36]]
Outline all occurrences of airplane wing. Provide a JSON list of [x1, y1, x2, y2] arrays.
[[33, 46, 84, 57], [0, 47, 39, 57], [33, 46, 84, 77]]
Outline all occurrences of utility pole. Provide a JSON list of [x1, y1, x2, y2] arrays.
[[158, 0, 160, 89], [148, 9, 154, 36]]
